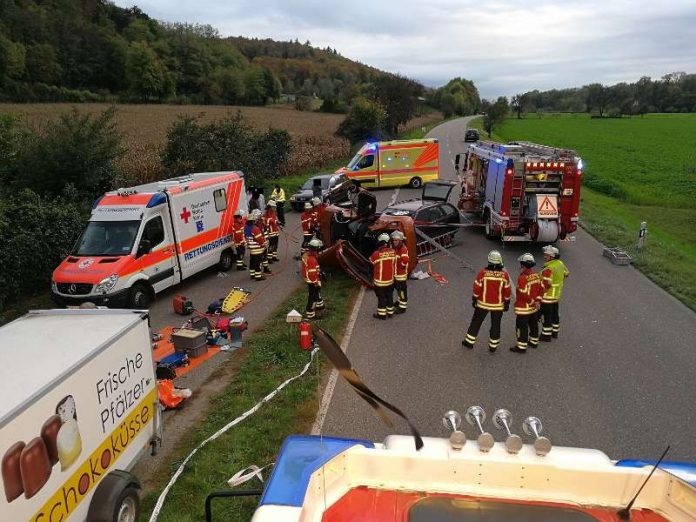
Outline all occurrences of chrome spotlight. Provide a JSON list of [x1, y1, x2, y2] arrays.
[[442, 410, 466, 450], [493, 408, 523, 454], [465, 406, 495, 452], [523, 416, 552, 456]]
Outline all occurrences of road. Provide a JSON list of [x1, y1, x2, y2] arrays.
[[319, 116, 696, 461]]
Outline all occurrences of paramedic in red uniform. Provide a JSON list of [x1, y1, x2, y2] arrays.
[[462, 250, 511, 352], [510, 253, 543, 354], [232, 210, 247, 270], [300, 202, 314, 253], [370, 233, 396, 320], [391, 230, 409, 314], [302, 238, 323, 319], [263, 200, 280, 263]]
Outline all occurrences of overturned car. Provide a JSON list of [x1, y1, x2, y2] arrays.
[[316, 180, 460, 287]]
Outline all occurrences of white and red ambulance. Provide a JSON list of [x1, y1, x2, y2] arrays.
[[52, 171, 247, 308]]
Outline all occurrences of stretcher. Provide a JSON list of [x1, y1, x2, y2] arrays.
[[222, 287, 251, 314]]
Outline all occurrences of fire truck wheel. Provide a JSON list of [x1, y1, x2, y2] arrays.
[[409, 177, 423, 189], [128, 283, 152, 309], [484, 211, 497, 240], [218, 249, 234, 271]]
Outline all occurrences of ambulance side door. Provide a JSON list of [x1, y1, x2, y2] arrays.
[[136, 212, 177, 293]]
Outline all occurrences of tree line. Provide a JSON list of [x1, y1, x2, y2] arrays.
[[0, 0, 397, 107], [511, 72, 696, 117]]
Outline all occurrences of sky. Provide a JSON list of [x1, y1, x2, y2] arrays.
[[113, 0, 696, 99]]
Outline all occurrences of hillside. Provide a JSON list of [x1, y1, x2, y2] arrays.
[[0, 0, 404, 106]]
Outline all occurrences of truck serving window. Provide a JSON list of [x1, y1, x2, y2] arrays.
[[73, 220, 140, 256], [214, 188, 227, 212]]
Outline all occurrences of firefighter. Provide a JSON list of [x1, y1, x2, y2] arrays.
[[244, 210, 267, 281], [540, 245, 570, 341], [264, 200, 280, 263], [462, 250, 511, 352], [369, 233, 396, 320], [232, 210, 247, 271], [510, 253, 543, 354], [270, 183, 286, 227], [391, 230, 409, 314], [257, 211, 272, 274], [300, 202, 314, 253], [302, 238, 323, 320], [311, 196, 326, 239]]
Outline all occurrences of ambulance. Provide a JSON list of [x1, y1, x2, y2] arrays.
[[336, 138, 439, 189], [52, 171, 247, 308]]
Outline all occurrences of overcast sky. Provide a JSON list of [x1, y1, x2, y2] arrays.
[[113, 0, 696, 98]]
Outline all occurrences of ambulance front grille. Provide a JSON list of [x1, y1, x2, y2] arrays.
[[57, 283, 93, 295]]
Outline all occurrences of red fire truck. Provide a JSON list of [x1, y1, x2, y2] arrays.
[[455, 141, 583, 242]]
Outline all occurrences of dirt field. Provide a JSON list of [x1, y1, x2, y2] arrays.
[[0, 103, 443, 184]]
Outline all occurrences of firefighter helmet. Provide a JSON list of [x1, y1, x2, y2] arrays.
[[234, 209, 244, 217], [377, 233, 390, 244], [308, 238, 322, 250], [390, 230, 405, 241], [267, 200, 276, 207], [249, 209, 262, 221], [312, 197, 321, 206], [487, 250, 503, 265], [518, 252, 536, 267], [304, 202, 312, 210], [542, 245, 555, 256]]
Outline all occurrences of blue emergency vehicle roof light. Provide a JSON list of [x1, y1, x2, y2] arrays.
[[147, 193, 167, 208]]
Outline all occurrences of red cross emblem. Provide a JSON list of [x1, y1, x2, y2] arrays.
[[180, 207, 191, 223]]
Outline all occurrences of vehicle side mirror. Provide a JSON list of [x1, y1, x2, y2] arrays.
[[136, 239, 151, 258]]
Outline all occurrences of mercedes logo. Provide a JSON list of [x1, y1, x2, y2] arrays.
[[69, 284, 77, 294]]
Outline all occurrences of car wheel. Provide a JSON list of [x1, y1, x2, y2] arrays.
[[484, 211, 497, 240], [409, 177, 422, 189], [128, 283, 151, 309], [218, 249, 234, 271]]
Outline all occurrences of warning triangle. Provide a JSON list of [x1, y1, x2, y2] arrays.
[[539, 196, 557, 213]]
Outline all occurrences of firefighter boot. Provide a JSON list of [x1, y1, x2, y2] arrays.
[[510, 346, 527, 354], [373, 313, 386, 320]]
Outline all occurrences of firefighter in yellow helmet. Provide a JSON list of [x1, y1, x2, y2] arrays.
[[301, 238, 323, 320], [369, 233, 396, 319], [510, 253, 543, 354], [462, 250, 511, 352], [540, 245, 570, 341]]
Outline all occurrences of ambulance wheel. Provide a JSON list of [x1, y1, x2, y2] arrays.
[[128, 283, 151, 309], [409, 177, 423, 189], [218, 249, 234, 271]]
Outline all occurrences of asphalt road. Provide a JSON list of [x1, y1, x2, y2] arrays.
[[320, 117, 696, 462]]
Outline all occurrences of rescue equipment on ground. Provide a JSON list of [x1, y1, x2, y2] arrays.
[[173, 295, 194, 315], [157, 380, 191, 410], [221, 287, 251, 313]]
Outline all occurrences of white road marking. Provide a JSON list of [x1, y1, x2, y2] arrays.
[[310, 285, 366, 435]]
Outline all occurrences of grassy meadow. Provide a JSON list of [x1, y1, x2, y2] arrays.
[[480, 113, 696, 310]]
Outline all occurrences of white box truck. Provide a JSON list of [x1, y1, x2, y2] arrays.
[[0, 309, 160, 521], [52, 171, 247, 309]]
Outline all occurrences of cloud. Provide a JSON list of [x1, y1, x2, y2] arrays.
[[114, 0, 696, 97]]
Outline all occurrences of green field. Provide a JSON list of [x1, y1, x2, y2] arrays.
[[477, 113, 696, 310]]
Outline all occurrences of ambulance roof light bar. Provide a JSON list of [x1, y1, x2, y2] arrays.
[[116, 188, 138, 196]]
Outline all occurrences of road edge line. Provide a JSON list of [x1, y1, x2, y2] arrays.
[[310, 284, 365, 435]]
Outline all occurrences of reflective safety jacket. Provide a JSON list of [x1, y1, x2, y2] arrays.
[[370, 246, 396, 287], [541, 259, 570, 303], [244, 221, 266, 254], [301, 252, 320, 285], [514, 267, 542, 315], [312, 204, 326, 226], [394, 243, 410, 281], [271, 187, 286, 203], [473, 268, 511, 311], [263, 210, 280, 237], [301, 210, 314, 234], [232, 218, 246, 247]]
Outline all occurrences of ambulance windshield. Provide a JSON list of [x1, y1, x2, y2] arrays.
[[73, 220, 140, 256]]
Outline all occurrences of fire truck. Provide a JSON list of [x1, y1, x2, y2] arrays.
[[455, 141, 583, 242]]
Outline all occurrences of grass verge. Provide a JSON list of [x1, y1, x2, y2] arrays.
[[141, 273, 358, 521]]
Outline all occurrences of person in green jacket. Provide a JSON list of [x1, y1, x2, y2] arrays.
[[539, 245, 570, 341]]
